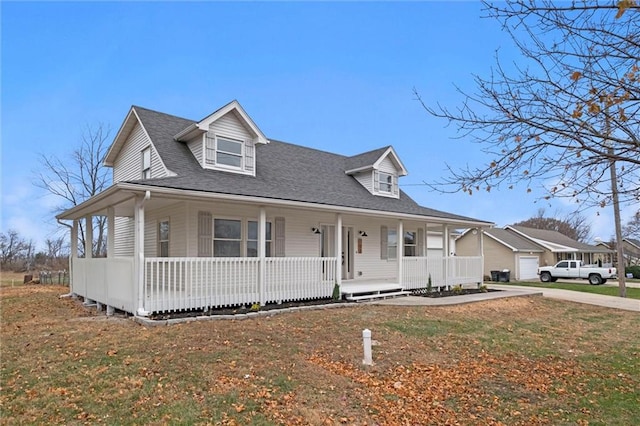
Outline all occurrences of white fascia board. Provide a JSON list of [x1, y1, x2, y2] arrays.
[[104, 108, 137, 167], [173, 123, 203, 142], [373, 146, 408, 176], [345, 165, 374, 175], [109, 182, 494, 227], [195, 100, 269, 145]]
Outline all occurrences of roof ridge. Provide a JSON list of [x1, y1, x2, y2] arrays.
[[132, 105, 196, 122]]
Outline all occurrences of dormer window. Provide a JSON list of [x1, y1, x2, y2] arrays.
[[378, 172, 393, 193], [216, 137, 243, 168], [205, 135, 244, 170]]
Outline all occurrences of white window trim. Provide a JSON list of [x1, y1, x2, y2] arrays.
[[158, 218, 169, 257], [215, 136, 244, 170], [142, 147, 151, 179], [213, 217, 243, 257], [373, 170, 399, 198], [404, 230, 417, 257]]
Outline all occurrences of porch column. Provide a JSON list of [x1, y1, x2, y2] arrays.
[[477, 228, 484, 284], [258, 206, 266, 305], [397, 220, 404, 286], [442, 224, 449, 288], [85, 215, 93, 258], [135, 192, 150, 316], [70, 220, 78, 292], [107, 207, 115, 258], [335, 214, 342, 286]]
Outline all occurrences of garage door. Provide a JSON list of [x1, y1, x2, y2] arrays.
[[519, 256, 539, 280]]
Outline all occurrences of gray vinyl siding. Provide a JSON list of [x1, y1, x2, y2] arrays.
[[113, 122, 168, 182], [353, 171, 374, 194], [206, 112, 256, 174], [378, 156, 396, 174], [144, 202, 188, 257], [114, 217, 134, 256], [186, 134, 204, 167]]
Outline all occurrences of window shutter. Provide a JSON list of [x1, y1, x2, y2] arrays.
[[373, 171, 379, 193], [380, 225, 388, 260], [274, 217, 285, 257], [245, 140, 254, 173], [417, 228, 425, 257], [392, 175, 398, 196], [205, 134, 216, 166], [198, 211, 212, 257]]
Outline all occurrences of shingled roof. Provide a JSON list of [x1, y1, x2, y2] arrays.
[[510, 226, 612, 253], [124, 106, 490, 224], [483, 228, 544, 252]]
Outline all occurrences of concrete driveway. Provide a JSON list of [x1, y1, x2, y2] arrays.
[[488, 283, 640, 312]]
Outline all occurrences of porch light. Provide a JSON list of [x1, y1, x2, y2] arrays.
[[311, 227, 321, 234], [359, 231, 368, 237]]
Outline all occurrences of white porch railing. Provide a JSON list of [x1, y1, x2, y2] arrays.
[[144, 257, 337, 314], [402, 256, 482, 289], [71, 257, 135, 313]]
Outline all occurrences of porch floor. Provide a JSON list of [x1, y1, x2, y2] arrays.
[[340, 281, 410, 302]]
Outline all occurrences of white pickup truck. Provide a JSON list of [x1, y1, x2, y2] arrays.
[[538, 260, 617, 285]]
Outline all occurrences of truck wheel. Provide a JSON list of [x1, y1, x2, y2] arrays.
[[540, 272, 552, 282], [588, 274, 603, 285], [601, 279, 607, 284]]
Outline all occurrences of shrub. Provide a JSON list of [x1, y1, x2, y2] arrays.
[[452, 284, 463, 294], [427, 274, 433, 293], [332, 283, 341, 300], [625, 265, 640, 279]]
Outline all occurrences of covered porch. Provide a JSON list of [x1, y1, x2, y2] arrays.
[[59, 183, 486, 316]]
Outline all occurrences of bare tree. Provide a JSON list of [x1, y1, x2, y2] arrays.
[[514, 208, 592, 242], [0, 230, 28, 267], [623, 210, 640, 239], [34, 125, 111, 257], [417, 1, 639, 296]]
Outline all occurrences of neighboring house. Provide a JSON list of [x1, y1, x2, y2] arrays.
[[622, 238, 640, 266], [457, 225, 614, 281], [57, 100, 492, 316]]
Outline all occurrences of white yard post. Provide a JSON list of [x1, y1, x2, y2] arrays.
[[362, 329, 373, 366]]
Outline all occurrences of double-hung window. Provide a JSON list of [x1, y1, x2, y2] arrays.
[[216, 137, 243, 168], [158, 220, 169, 257], [213, 219, 242, 257], [404, 231, 416, 257], [247, 221, 272, 257], [387, 228, 397, 259], [378, 172, 393, 193], [142, 147, 151, 179]]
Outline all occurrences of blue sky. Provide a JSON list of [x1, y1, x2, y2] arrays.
[[1, 1, 627, 250]]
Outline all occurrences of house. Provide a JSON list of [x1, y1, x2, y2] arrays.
[[57, 100, 492, 316], [622, 238, 640, 266], [456, 225, 614, 281]]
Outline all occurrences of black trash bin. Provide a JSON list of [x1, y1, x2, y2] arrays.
[[498, 270, 510, 282], [490, 270, 499, 282]]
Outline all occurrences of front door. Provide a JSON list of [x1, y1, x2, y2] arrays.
[[321, 225, 354, 280]]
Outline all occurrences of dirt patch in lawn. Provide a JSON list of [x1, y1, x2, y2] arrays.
[[2, 285, 638, 425]]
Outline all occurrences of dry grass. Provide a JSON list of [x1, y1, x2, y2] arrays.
[[1, 285, 638, 425]]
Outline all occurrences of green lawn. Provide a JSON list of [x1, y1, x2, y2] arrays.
[[503, 280, 640, 299]]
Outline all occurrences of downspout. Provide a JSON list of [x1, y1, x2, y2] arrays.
[[136, 191, 151, 317], [57, 219, 74, 298]]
